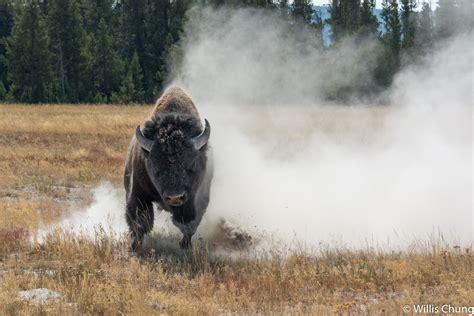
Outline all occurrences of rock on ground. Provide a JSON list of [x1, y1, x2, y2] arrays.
[[19, 288, 60, 303]]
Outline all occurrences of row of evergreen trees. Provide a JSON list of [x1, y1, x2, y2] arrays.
[[0, 0, 470, 104], [0, 0, 190, 103], [289, 0, 470, 95], [374, 0, 470, 87]]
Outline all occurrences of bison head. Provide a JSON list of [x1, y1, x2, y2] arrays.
[[135, 115, 210, 208]]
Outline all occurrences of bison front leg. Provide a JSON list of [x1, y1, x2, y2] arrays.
[[174, 213, 203, 250], [172, 219, 195, 249], [179, 234, 192, 249], [126, 198, 154, 254], [178, 225, 196, 250]]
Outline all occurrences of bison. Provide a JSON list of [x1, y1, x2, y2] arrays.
[[124, 87, 213, 252]]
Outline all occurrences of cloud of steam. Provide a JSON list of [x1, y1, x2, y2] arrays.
[[169, 8, 381, 105], [170, 8, 472, 248], [37, 183, 127, 242], [37, 183, 185, 244], [47, 9, 472, 251]]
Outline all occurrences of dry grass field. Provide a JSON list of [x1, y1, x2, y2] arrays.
[[0, 104, 472, 315]]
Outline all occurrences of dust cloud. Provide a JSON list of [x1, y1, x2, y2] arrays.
[[36, 183, 127, 243], [42, 9, 472, 251], [169, 8, 382, 105], [172, 9, 472, 249]]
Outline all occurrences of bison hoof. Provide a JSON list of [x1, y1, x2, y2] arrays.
[[179, 237, 191, 249]]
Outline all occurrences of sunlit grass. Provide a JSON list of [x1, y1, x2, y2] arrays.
[[0, 104, 471, 314]]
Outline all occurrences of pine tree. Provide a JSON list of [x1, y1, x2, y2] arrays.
[[115, 0, 147, 60], [144, 0, 169, 97], [145, 0, 193, 98], [329, 0, 363, 43], [381, 0, 401, 59], [246, 0, 274, 8], [114, 0, 152, 98], [0, 80, 6, 99], [87, 18, 123, 102], [0, 0, 13, 93], [152, 33, 175, 98], [48, 0, 86, 102], [206, 0, 225, 7], [79, 0, 115, 33], [291, 0, 314, 25], [128, 51, 145, 102], [376, 0, 401, 86], [6, 0, 53, 103], [414, 2, 434, 54], [113, 0, 193, 101], [359, 0, 378, 38], [168, 0, 194, 40], [329, 0, 379, 46], [289, 0, 323, 46], [400, 0, 416, 49], [112, 51, 144, 104]]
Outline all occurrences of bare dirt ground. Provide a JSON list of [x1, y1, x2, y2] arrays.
[[0, 104, 472, 314]]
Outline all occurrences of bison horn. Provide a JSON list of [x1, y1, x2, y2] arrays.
[[191, 119, 211, 150], [135, 126, 153, 152]]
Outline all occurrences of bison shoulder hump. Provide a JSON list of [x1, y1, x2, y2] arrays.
[[153, 87, 200, 118]]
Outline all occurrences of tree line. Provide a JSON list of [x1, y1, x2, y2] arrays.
[[0, 0, 470, 104]]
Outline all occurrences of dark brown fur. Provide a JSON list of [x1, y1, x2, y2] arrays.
[[124, 87, 213, 252]]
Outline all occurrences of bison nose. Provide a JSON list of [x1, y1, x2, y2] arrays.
[[164, 192, 187, 206]]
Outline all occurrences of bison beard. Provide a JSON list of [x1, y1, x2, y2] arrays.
[[124, 87, 212, 253]]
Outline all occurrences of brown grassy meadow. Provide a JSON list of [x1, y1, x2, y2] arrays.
[[0, 104, 472, 315]]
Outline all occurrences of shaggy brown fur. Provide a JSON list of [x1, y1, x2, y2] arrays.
[[152, 87, 201, 120], [124, 87, 212, 252]]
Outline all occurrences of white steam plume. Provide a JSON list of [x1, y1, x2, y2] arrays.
[[171, 9, 473, 248], [44, 9, 472, 251], [168, 8, 381, 106]]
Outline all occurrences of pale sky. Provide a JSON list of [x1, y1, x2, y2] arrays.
[[312, 0, 330, 5], [313, 0, 434, 9], [312, 0, 385, 9]]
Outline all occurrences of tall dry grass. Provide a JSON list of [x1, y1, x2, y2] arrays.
[[0, 104, 471, 314]]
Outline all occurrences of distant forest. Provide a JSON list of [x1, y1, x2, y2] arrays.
[[0, 0, 470, 104]]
